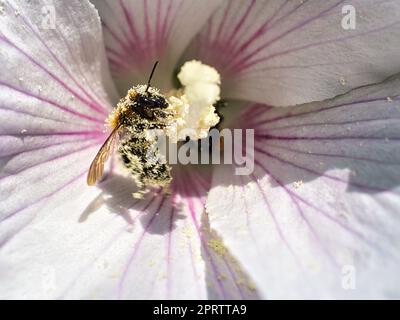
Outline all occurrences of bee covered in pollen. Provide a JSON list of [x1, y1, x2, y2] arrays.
[[87, 61, 173, 190], [87, 60, 222, 195]]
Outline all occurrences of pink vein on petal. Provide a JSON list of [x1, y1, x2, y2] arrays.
[[0, 81, 105, 123], [5, 0, 111, 113], [0, 144, 100, 222], [0, 35, 108, 116], [117, 194, 166, 299]]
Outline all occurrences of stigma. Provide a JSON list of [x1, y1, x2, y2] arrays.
[[165, 60, 221, 142]]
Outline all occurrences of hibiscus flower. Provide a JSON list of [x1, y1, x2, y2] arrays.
[[0, 0, 399, 299]]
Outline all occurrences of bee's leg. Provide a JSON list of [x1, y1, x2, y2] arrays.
[[161, 184, 171, 197], [132, 189, 146, 199], [132, 175, 147, 199]]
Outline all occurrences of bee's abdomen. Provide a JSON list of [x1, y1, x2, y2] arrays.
[[118, 134, 172, 189]]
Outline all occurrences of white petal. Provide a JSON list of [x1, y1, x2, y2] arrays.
[[206, 75, 400, 298], [0, 0, 116, 219], [185, 0, 400, 106], [0, 0, 106, 298], [0, 0, 118, 128], [0, 0, 118, 211], [91, 0, 224, 93], [0, 169, 259, 299]]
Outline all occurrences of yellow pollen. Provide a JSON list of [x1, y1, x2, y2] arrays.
[[293, 180, 304, 189], [208, 238, 227, 256]]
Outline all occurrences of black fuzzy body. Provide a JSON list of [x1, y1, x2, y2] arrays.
[[118, 90, 172, 189], [132, 92, 169, 121]]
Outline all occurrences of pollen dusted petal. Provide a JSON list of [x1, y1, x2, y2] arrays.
[[184, 0, 400, 106], [0, 167, 259, 299], [206, 75, 400, 298]]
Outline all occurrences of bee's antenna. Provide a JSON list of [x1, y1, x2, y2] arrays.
[[145, 61, 159, 93]]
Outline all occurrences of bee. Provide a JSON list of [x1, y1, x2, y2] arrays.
[[87, 61, 173, 190]]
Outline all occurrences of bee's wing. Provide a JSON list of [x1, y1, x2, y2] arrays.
[[87, 127, 120, 186]]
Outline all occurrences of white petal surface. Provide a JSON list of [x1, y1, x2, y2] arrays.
[[206, 75, 400, 298], [0, 168, 259, 299], [92, 0, 224, 93], [185, 0, 400, 106], [0, 0, 116, 221]]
